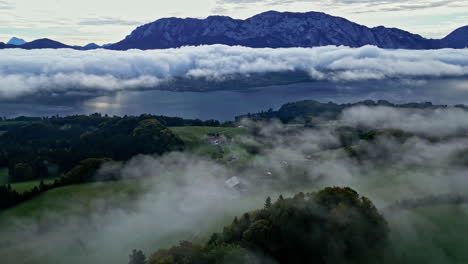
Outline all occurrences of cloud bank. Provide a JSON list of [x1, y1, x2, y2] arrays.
[[1, 45, 468, 99]]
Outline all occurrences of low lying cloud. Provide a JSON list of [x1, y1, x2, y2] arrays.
[[1, 45, 468, 99], [342, 106, 468, 136]]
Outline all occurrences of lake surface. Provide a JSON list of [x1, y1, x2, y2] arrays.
[[2, 78, 468, 120]]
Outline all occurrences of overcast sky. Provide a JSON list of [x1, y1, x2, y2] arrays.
[[0, 0, 467, 45]]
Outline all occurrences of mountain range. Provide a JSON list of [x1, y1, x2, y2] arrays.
[[0, 38, 110, 50], [1, 11, 467, 51]]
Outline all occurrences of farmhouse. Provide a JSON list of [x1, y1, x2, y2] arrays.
[[208, 134, 227, 145]]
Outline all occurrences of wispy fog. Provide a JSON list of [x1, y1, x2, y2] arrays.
[[1, 106, 467, 263], [1, 45, 468, 99], [342, 106, 468, 136]]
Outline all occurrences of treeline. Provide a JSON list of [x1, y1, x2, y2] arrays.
[[0, 113, 224, 183], [0, 158, 115, 210], [235, 99, 468, 123], [142, 187, 388, 264], [2, 113, 222, 127], [0, 183, 48, 210]]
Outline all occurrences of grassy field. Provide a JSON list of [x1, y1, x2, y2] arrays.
[[0, 179, 156, 264], [387, 205, 468, 264], [0, 158, 467, 264], [0, 177, 266, 264], [0, 179, 146, 221], [10, 179, 57, 193], [170, 126, 247, 147], [1, 178, 467, 264], [0, 168, 58, 193], [0, 168, 9, 185], [170, 126, 252, 162]]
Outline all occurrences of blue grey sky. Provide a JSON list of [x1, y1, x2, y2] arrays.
[[0, 0, 466, 45]]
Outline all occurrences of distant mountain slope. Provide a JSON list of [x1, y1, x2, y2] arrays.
[[0, 39, 103, 50], [109, 11, 460, 50], [442, 26, 468, 48], [72, 43, 102, 50], [20, 38, 71, 49], [82, 43, 101, 49], [7, 37, 26, 45]]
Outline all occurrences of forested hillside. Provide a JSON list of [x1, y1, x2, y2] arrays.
[[146, 187, 388, 264]]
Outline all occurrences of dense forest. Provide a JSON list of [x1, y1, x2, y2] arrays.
[[0, 114, 223, 209], [0, 114, 222, 182], [141, 187, 388, 264]]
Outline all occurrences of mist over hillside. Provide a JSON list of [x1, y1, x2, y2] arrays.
[[1, 105, 467, 263]]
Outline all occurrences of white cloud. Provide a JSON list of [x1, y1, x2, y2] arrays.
[[1, 45, 468, 99], [78, 17, 143, 26], [342, 106, 468, 136]]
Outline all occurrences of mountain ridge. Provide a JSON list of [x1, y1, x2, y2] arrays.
[[109, 10, 460, 50], [0, 11, 466, 50]]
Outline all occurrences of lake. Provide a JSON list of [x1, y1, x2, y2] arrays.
[[1, 78, 468, 121]]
